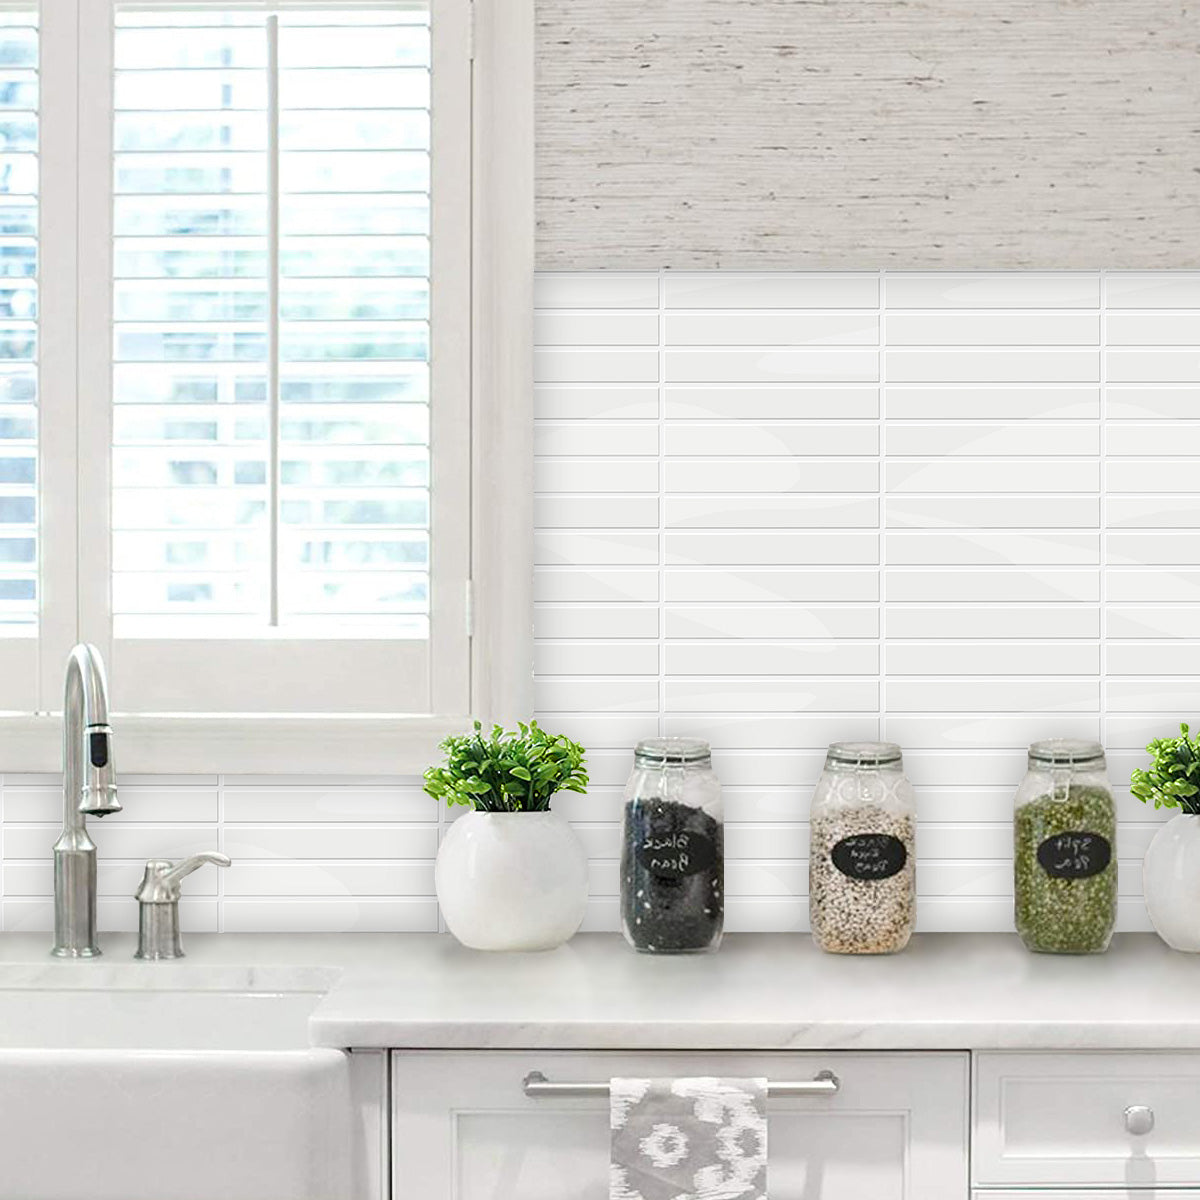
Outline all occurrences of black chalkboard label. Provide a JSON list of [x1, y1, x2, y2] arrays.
[[831, 834, 907, 881], [636, 832, 717, 879], [1036, 832, 1112, 879]]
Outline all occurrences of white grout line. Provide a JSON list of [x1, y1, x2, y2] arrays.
[[1099, 269, 1108, 749], [878, 268, 887, 745]]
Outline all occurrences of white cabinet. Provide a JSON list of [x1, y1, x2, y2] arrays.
[[391, 1051, 968, 1200], [974, 1052, 1200, 1189]]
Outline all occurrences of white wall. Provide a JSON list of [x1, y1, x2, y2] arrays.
[[2, 269, 1195, 935]]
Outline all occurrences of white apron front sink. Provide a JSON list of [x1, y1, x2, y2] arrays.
[[0, 970, 352, 1200]]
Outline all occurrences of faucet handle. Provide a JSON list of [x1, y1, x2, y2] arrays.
[[135, 852, 231, 904]]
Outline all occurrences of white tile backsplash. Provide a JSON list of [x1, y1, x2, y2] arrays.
[[531, 266, 1200, 937], [0, 269, 1193, 936]]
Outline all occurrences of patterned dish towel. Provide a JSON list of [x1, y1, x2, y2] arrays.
[[610, 1076, 768, 1200]]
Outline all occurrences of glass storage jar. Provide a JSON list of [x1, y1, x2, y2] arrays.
[[809, 742, 917, 954], [621, 737, 723, 954], [1014, 739, 1116, 954]]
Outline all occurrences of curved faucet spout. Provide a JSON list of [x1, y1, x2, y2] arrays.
[[53, 644, 120, 957]]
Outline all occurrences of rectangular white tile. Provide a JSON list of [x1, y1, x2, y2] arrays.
[[887, 606, 1099, 640], [535, 422, 659, 457], [220, 826, 438, 860], [1107, 351, 1200, 383], [1107, 642, 1200, 676], [534, 678, 659, 713], [665, 678, 878, 713], [887, 349, 1099, 384], [535, 272, 659, 308], [666, 311, 878, 346], [536, 459, 658, 493], [1107, 459, 1200, 494], [1106, 679, 1200, 712], [534, 495, 659, 529], [664, 272, 878, 309], [1106, 496, 1200, 529], [1106, 312, 1200, 346], [534, 641, 659, 676], [883, 715, 1101, 750], [1106, 387, 1200, 419], [221, 787, 431, 824], [886, 273, 1100, 308], [886, 386, 1099, 420], [535, 386, 659, 420], [220, 899, 438, 933], [1105, 272, 1200, 308], [222, 863, 435, 897], [662, 715, 880, 750], [886, 532, 1099, 566], [1107, 606, 1200, 639], [665, 568, 879, 603], [886, 459, 1099, 493], [1107, 532, 1200, 566], [3, 825, 220, 863], [3, 787, 218, 823], [886, 568, 1099, 602], [664, 386, 878, 420], [887, 496, 1100, 529], [533, 311, 659, 346], [666, 495, 878, 529], [666, 641, 879, 676], [666, 531, 878, 566], [536, 531, 659, 566], [668, 459, 878, 493], [887, 311, 1099, 346], [1106, 569, 1200, 602], [535, 605, 659, 640], [666, 423, 878, 457], [666, 349, 878, 384], [533, 568, 658, 603], [887, 642, 1099, 676], [665, 605, 878, 639], [886, 423, 1098, 457], [535, 349, 659, 384]]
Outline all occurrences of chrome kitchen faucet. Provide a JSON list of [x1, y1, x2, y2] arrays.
[[52, 644, 121, 958]]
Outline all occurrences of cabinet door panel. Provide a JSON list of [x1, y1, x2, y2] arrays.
[[974, 1052, 1200, 1187], [393, 1050, 968, 1200]]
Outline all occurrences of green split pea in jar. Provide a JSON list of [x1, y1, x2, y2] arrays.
[[1013, 739, 1116, 954]]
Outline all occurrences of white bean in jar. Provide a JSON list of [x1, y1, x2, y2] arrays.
[[809, 741, 916, 954]]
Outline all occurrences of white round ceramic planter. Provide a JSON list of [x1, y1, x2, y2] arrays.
[[1143, 812, 1200, 952], [435, 809, 588, 951]]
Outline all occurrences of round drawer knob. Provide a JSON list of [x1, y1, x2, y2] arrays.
[[1124, 1105, 1155, 1136]]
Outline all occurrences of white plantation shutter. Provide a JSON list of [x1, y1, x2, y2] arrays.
[[74, 0, 471, 724], [0, 8, 37, 709]]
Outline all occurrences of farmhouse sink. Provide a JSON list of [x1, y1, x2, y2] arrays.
[[0, 967, 353, 1200]]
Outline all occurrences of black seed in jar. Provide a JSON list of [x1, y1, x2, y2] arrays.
[[621, 798, 723, 953]]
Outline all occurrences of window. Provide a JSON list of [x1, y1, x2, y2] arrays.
[[0, 0, 532, 772]]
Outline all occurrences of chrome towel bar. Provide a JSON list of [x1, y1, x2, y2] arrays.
[[522, 1069, 840, 1098]]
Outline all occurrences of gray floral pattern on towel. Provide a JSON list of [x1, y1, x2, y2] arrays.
[[610, 1076, 767, 1200]]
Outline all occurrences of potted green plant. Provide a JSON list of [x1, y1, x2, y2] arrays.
[[425, 720, 590, 951], [1132, 722, 1200, 951]]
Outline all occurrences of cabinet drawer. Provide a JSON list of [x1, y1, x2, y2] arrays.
[[974, 1052, 1200, 1187], [393, 1050, 968, 1200]]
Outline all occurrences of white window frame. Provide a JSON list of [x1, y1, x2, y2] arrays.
[[0, 0, 533, 774]]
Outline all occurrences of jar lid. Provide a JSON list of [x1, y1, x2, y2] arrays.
[[1028, 738, 1105, 766], [635, 737, 711, 765], [826, 741, 902, 766]]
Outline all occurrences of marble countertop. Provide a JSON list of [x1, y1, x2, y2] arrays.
[[0, 931, 1194, 1051]]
